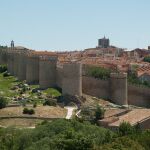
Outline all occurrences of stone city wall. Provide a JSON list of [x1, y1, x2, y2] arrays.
[[128, 84, 150, 107], [82, 76, 109, 99], [39, 56, 57, 89], [83, 76, 150, 107], [56, 65, 63, 88], [0, 48, 150, 107], [26, 54, 39, 84], [18, 51, 28, 81], [62, 63, 82, 96], [110, 73, 128, 105], [0, 48, 82, 97]]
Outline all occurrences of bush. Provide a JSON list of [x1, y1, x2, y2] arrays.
[[23, 108, 29, 114], [143, 56, 150, 63], [3, 72, 10, 77], [128, 72, 150, 88], [33, 102, 37, 108], [118, 121, 135, 136], [99, 137, 144, 150], [28, 109, 35, 115], [0, 65, 7, 73], [43, 99, 57, 106], [80, 106, 95, 122], [87, 66, 111, 80], [95, 105, 105, 120], [0, 97, 8, 109], [23, 108, 35, 115]]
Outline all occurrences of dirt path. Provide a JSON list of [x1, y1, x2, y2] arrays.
[[65, 107, 76, 119]]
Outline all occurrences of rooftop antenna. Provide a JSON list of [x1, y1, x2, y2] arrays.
[[11, 40, 14, 49]]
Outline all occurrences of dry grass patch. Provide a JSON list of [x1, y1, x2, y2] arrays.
[[0, 106, 67, 118], [0, 118, 43, 127]]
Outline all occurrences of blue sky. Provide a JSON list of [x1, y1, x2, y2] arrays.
[[0, 0, 150, 51]]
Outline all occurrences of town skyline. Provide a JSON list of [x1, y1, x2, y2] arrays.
[[0, 0, 150, 50]]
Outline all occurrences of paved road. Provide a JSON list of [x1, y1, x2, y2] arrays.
[[65, 106, 76, 119]]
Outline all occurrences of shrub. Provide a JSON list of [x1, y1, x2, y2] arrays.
[[118, 121, 135, 136], [143, 56, 150, 63], [128, 72, 150, 88], [23, 108, 35, 115], [99, 137, 144, 150], [87, 66, 111, 80], [3, 72, 10, 77], [0, 97, 8, 109], [43, 99, 57, 106], [0, 65, 7, 73], [95, 105, 105, 120], [28, 109, 35, 115], [33, 102, 37, 108], [80, 105, 105, 122], [80, 106, 95, 121], [23, 108, 29, 114]]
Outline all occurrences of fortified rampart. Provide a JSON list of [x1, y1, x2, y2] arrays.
[[62, 63, 82, 96], [83, 76, 150, 107], [0, 48, 83, 97], [82, 76, 109, 99], [26, 53, 40, 84], [7, 51, 14, 75], [0, 48, 150, 107], [56, 65, 63, 88], [18, 51, 28, 81], [13, 51, 20, 77], [0, 49, 8, 64], [110, 73, 127, 105], [128, 84, 150, 107], [83, 73, 127, 106], [39, 56, 57, 89]]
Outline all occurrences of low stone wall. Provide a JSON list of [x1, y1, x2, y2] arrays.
[[0, 116, 63, 120], [138, 117, 150, 129]]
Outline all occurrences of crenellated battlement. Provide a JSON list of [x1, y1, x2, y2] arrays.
[[39, 55, 58, 61], [110, 72, 127, 79]]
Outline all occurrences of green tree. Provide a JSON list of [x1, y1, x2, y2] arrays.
[[118, 121, 135, 136], [99, 137, 144, 150], [95, 105, 105, 120], [87, 66, 111, 80], [143, 56, 150, 63]]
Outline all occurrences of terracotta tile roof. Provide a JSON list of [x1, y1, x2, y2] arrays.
[[137, 65, 150, 77], [109, 109, 150, 126]]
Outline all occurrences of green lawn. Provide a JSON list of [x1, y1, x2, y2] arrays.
[[43, 88, 61, 97], [0, 73, 20, 97], [0, 73, 61, 104]]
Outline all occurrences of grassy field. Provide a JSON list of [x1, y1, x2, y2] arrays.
[[0, 72, 65, 127], [0, 72, 61, 104], [0, 73, 20, 97], [43, 88, 61, 97]]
